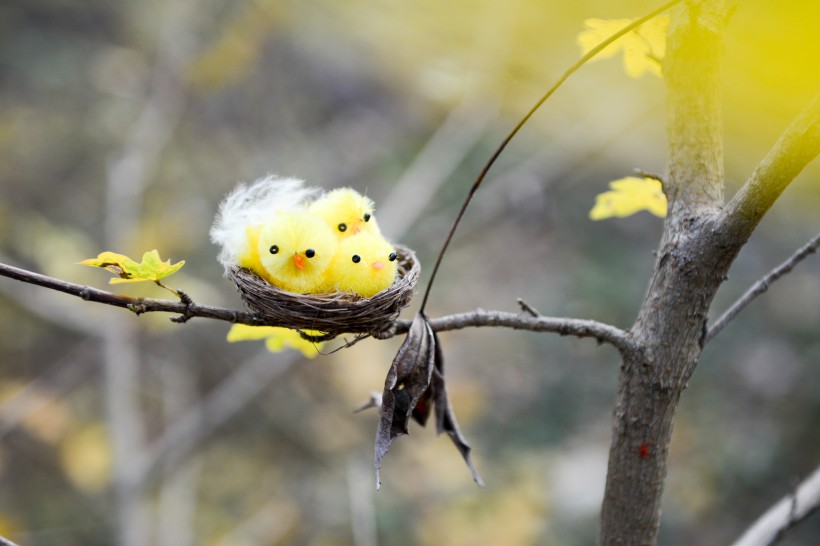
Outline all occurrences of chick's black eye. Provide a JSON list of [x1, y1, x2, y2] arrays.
[[363, 213, 371, 222], [338, 223, 347, 232], [305, 248, 315, 258], [389, 252, 397, 262], [269, 245, 279, 254], [351, 255, 361, 263]]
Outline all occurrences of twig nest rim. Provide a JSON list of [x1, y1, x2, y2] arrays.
[[229, 245, 420, 339]]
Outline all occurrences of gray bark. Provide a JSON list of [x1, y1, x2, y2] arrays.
[[598, 1, 820, 544]]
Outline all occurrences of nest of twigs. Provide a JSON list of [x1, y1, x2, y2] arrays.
[[229, 245, 420, 341]]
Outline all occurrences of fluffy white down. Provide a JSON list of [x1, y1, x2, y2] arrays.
[[210, 175, 320, 269]]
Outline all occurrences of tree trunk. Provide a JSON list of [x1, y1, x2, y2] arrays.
[[598, 2, 734, 544], [599, 215, 740, 545]]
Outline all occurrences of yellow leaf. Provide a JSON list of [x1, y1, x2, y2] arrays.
[[227, 324, 323, 359], [589, 176, 667, 220], [578, 16, 668, 78], [79, 249, 184, 284], [60, 424, 111, 493]]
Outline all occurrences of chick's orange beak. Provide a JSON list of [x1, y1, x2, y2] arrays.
[[372, 261, 384, 271], [293, 254, 304, 270]]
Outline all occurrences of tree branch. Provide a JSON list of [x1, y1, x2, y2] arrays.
[[0, 261, 632, 352], [723, 92, 820, 237], [706, 231, 820, 343], [730, 464, 820, 546], [391, 310, 633, 353], [0, 262, 260, 325], [0, 269, 101, 336]]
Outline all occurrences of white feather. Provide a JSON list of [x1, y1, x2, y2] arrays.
[[210, 175, 320, 269]]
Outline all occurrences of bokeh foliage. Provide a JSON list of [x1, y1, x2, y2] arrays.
[[0, 0, 818, 544]]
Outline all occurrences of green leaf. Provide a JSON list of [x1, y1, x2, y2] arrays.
[[79, 250, 185, 284], [589, 176, 667, 220]]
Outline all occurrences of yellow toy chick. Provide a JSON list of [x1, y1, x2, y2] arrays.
[[211, 175, 320, 271], [237, 224, 264, 274], [251, 211, 338, 293], [328, 232, 398, 298], [308, 188, 381, 240]]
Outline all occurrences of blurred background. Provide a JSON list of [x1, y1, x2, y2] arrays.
[[0, 0, 818, 544]]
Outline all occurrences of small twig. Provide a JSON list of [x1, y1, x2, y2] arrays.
[[705, 231, 820, 344], [730, 464, 820, 546], [352, 392, 382, 414], [517, 298, 542, 317], [0, 535, 20, 546], [634, 168, 665, 184], [170, 288, 195, 323]]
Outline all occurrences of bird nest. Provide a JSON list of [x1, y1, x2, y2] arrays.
[[229, 245, 420, 341]]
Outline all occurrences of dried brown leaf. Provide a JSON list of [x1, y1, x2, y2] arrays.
[[374, 313, 484, 488], [375, 312, 435, 488]]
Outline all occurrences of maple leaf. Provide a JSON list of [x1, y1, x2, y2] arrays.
[[589, 176, 667, 220], [226, 324, 323, 358], [577, 16, 668, 78], [79, 250, 185, 284]]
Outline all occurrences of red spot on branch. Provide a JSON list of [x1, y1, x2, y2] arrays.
[[639, 443, 650, 459]]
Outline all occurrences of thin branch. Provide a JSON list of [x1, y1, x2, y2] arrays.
[[0, 261, 632, 352], [0, 262, 260, 326], [378, 100, 496, 238], [705, 231, 820, 344], [393, 310, 633, 353], [730, 464, 820, 546], [0, 270, 101, 336], [723, 92, 820, 237]]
